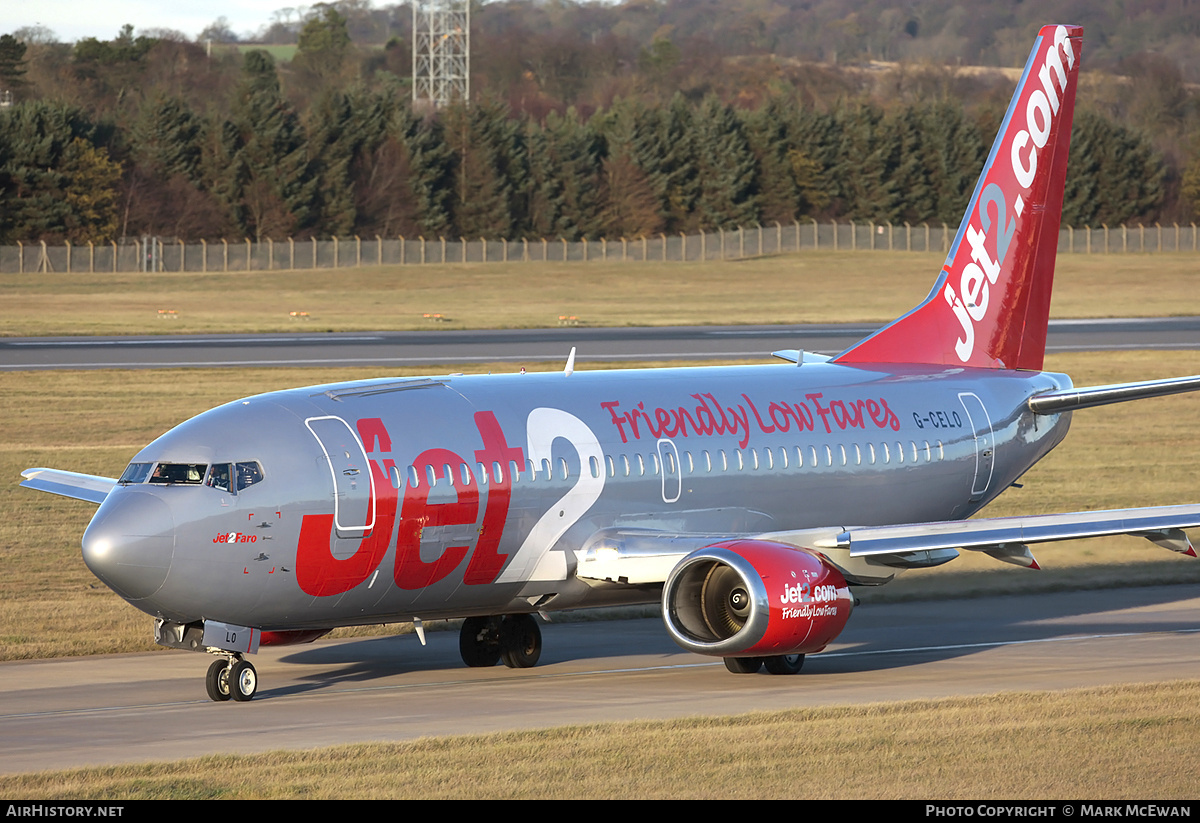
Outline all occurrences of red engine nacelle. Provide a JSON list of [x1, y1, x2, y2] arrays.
[[662, 539, 853, 658]]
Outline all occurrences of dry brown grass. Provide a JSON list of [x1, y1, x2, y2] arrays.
[[3, 681, 1197, 799], [1, 251, 1198, 336]]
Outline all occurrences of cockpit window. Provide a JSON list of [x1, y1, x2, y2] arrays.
[[118, 462, 154, 485], [236, 462, 264, 491], [205, 461, 264, 493], [206, 463, 233, 492], [148, 463, 207, 484]]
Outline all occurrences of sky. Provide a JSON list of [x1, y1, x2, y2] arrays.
[[8, 1, 304, 43]]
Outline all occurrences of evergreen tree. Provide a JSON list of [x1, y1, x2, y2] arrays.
[[306, 90, 361, 237], [921, 101, 987, 225], [293, 7, 354, 88], [525, 109, 604, 239], [829, 105, 899, 222], [442, 99, 526, 239], [693, 96, 759, 230], [210, 51, 319, 239], [0, 101, 107, 243], [620, 95, 698, 233], [596, 109, 663, 238], [0, 34, 29, 97], [743, 98, 803, 224], [132, 95, 205, 182], [60, 137, 121, 242], [1063, 110, 1165, 226], [885, 106, 936, 224]]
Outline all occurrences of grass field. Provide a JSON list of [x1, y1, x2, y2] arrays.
[[2, 251, 1199, 336], [3, 682, 1198, 799]]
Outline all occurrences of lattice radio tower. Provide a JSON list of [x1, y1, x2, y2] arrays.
[[412, 0, 470, 110]]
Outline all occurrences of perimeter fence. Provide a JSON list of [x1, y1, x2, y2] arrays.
[[1, 220, 1196, 274]]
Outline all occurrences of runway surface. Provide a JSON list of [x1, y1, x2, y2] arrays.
[[2, 585, 1198, 774], [3, 316, 1200, 370]]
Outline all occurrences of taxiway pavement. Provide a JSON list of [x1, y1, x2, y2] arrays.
[[2, 585, 1197, 774]]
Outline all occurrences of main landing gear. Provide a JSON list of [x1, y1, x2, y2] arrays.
[[205, 654, 258, 702], [459, 614, 543, 669], [723, 654, 805, 675]]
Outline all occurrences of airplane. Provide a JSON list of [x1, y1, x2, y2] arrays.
[[21, 24, 1200, 702]]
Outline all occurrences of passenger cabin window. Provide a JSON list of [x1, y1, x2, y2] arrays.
[[149, 463, 207, 485]]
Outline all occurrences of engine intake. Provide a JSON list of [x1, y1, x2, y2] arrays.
[[662, 539, 853, 658]]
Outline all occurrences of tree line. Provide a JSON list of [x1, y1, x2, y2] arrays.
[[0, 7, 1178, 245]]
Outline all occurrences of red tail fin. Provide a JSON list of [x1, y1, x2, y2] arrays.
[[834, 25, 1082, 372]]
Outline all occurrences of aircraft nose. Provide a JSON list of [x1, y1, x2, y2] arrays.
[[81, 490, 175, 601]]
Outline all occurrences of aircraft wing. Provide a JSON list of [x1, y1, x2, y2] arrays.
[[814, 505, 1200, 566], [20, 468, 117, 505], [575, 505, 1200, 585]]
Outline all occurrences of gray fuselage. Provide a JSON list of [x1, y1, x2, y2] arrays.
[[81, 361, 1073, 630]]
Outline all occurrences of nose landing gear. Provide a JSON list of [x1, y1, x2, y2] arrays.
[[205, 655, 258, 702]]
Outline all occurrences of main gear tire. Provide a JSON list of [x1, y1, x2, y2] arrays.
[[499, 614, 542, 669], [763, 654, 805, 675], [723, 656, 763, 674], [460, 616, 502, 668], [205, 659, 231, 702]]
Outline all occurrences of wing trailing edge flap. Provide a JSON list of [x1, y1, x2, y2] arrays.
[[20, 468, 117, 505], [812, 504, 1200, 569]]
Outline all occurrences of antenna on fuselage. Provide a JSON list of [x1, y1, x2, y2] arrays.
[[564, 346, 576, 377]]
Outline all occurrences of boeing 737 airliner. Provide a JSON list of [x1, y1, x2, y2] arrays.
[[23, 25, 1200, 701]]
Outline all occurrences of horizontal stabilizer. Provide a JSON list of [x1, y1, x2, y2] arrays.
[[1029, 374, 1200, 414], [20, 468, 116, 505], [814, 504, 1200, 559]]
